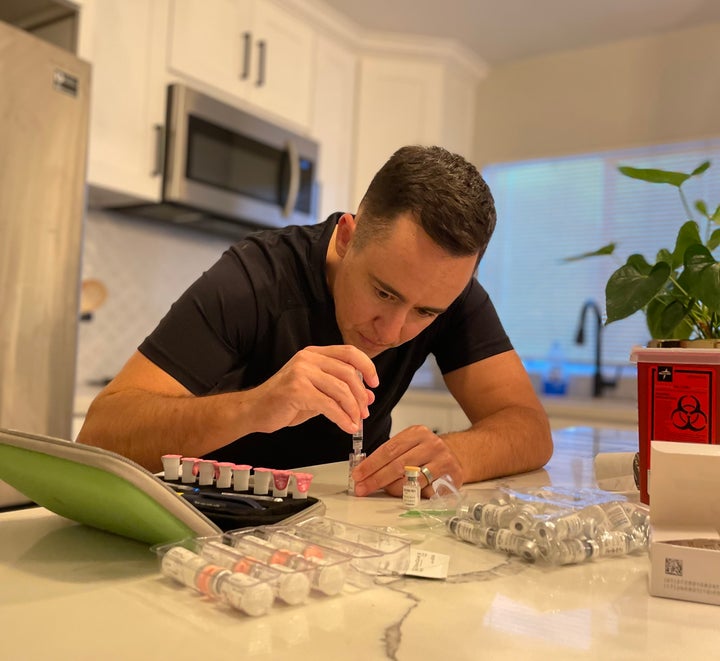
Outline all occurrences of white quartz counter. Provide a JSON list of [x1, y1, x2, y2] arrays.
[[1, 427, 718, 659], [400, 386, 639, 429]]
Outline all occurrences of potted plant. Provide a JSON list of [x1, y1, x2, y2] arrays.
[[566, 161, 720, 340], [567, 161, 720, 504]]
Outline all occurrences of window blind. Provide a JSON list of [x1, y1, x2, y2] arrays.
[[479, 139, 720, 367]]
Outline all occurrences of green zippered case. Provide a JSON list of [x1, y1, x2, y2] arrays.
[[0, 428, 323, 545]]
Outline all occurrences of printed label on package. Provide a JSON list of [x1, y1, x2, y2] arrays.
[[650, 366, 714, 443]]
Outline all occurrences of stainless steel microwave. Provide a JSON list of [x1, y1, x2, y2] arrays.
[[115, 84, 319, 238]]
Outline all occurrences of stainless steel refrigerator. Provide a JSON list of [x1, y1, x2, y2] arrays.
[[0, 21, 90, 506]]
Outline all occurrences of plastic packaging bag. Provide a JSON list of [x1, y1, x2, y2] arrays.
[[441, 485, 650, 565]]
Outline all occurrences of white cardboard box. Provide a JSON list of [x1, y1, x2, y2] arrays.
[[649, 441, 720, 606]]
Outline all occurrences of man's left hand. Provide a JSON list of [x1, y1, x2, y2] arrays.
[[350, 425, 463, 497]]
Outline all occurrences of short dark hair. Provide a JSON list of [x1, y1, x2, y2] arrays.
[[353, 145, 497, 259]]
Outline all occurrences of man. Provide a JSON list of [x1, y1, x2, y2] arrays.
[[78, 145, 552, 498]]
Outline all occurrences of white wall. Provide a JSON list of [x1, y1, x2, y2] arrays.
[[473, 22, 720, 166]]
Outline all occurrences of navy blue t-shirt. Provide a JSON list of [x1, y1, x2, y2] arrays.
[[138, 214, 512, 468]]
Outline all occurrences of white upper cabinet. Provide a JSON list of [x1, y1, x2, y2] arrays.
[[351, 51, 484, 208], [310, 34, 357, 220], [352, 56, 444, 206], [168, 0, 314, 129], [77, 0, 167, 204], [251, 2, 314, 128], [167, 0, 253, 98]]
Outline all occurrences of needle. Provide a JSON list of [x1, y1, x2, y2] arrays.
[[352, 370, 364, 455]]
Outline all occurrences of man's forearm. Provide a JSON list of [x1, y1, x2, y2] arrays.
[[76, 389, 254, 472], [441, 405, 553, 484]]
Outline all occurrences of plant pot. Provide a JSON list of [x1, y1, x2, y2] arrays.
[[631, 342, 720, 504]]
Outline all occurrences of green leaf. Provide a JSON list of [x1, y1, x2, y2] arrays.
[[670, 221, 702, 270], [645, 297, 691, 339], [696, 200, 709, 216], [626, 253, 653, 274], [683, 245, 720, 314], [692, 161, 712, 176], [682, 244, 711, 291], [605, 260, 671, 323], [699, 264, 720, 314], [618, 161, 710, 187], [676, 267, 697, 301], [562, 243, 616, 263], [712, 205, 720, 223], [619, 166, 690, 187], [709, 228, 720, 252], [674, 315, 695, 340], [684, 243, 715, 275]]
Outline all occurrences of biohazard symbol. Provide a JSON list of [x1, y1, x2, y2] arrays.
[[670, 395, 708, 432]]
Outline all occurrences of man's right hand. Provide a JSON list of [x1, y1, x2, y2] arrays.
[[77, 346, 379, 472], [242, 345, 379, 435]]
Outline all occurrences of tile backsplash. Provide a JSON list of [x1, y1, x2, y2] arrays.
[[76, 209, 232, 386]]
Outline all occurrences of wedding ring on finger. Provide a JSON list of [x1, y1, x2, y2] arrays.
[[420, 466, 434, 488]]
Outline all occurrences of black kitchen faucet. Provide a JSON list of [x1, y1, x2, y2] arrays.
[[575, 299, 619, 398]]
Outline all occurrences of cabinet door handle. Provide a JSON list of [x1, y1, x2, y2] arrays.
[[240, 31, 251, 80], [152, 124, 165, 177], [256, 39, 266, 87], [282, 140, 300, 217]]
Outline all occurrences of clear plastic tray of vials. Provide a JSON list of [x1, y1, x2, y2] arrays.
[[225, 528, 353, 596], [293, 516, 412, 576], [242, 525, 389, 589]]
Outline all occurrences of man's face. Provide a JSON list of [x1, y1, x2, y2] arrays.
[[331, 213, 478, 358]]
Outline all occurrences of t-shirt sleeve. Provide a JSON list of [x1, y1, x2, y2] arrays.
[[138, 247, 256, 394], [431, 279, 513, 375]]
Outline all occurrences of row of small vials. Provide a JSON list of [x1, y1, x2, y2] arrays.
[[161, 454, 314, 499], [153, 518, 412, 617], [447, 493, 651, 565], [156, 533, 347, 617]]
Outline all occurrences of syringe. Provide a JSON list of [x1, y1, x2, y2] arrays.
[[348, 370, 366, 495], [352, 369, 364, 454], [352, 418, 363, 456]]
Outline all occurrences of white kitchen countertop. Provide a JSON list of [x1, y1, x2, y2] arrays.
[[401, 386, 639, 427], [1, 426, 717, 660]]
